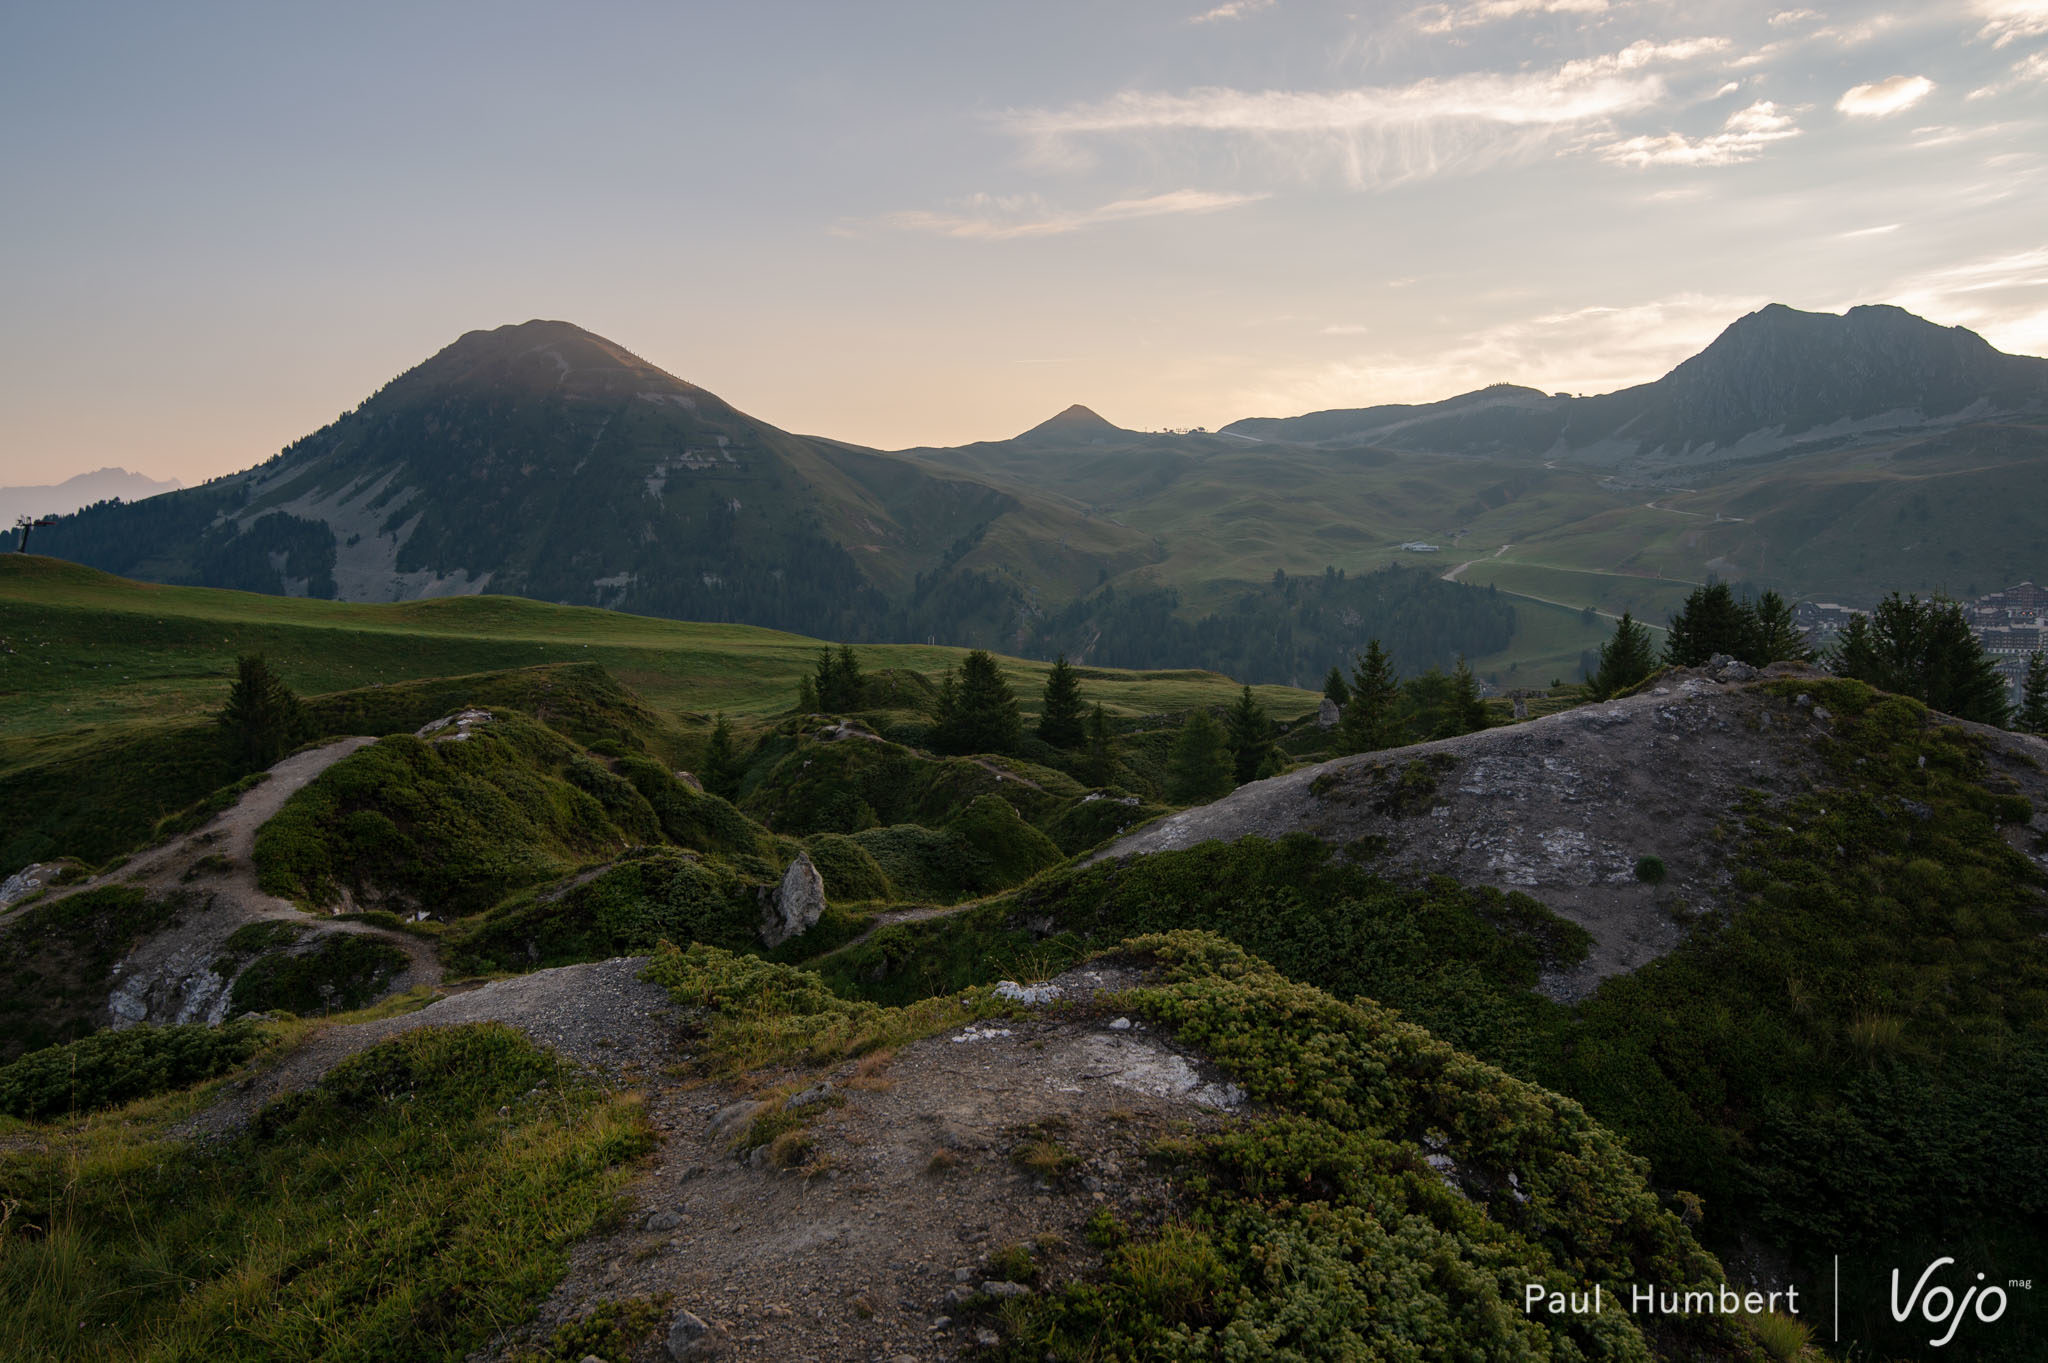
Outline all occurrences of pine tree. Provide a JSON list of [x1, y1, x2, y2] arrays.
[[1322, 666, 1351, 709], [1339, 639, 1402, 753], [1828, 593, 2008, 725], [1224, 685, 1274, 784], [1664, 583, 1754, 666], [1589, 611, 1658, 699], [796, 672, 819, 712], [812, 644, 864, 712], [834, 643, 864, 709], [1449, 656, 1489, 735], [2019, 650, 2048, 734], [219, 654, 310, 769], [1083, 703, 1116, 786], [931, 649, 1021, 754], [700, 714, 742, 800], [1167, 710, 1234, 804], [1038, 653, 1086, 748], [1748, 590, 1810, 664]]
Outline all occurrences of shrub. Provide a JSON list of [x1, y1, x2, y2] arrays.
[[443, 851, 762, 974], [801, 833, 893, 901], [0, 1020, 269, 1121], [1634, 854, 1667, 884], [228, 933, 409, 1016]]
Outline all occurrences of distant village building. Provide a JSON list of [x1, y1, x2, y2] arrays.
[[1398, 541, 1441, 553], [1798, 583, 2045, 704]]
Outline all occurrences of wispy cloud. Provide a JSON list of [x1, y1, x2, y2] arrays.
[[1596, 100, 1801, 167], [1003, 39, 1730, 186], [1883, 245, 2048, 356], [1412, 0, 1608, 35], [877, 189, 1266, 240], [1970, 48, 2048, 97], [1974, 0, 2048, 46], [1228, 292, 1767, 414], [1190, 0, 1273, 22], [1321, 323, 1371, 335], [1836, 74, 1935, 116], [1768, 8, 1822, 25], [1838, 223, 1901, 237]]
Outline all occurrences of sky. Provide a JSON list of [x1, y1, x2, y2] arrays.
[[2, 0, 2045, 485]]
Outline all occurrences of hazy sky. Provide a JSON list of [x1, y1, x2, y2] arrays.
[[3, 1, 2045, 484]]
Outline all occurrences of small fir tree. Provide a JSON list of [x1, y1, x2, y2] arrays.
[[1167, 710, 1234, 804], [833, 643, 864, 709], [1748, 590, 1810, 664], [1083, 703, 1116, 786], [1322, 665, 1351, 709], [1449, 656, 1489, 735], [1038, 653, 1086, 748], [1224, 685, 1274, 784], [1828, 592, 2007, 725], [2019, 650, 2048, 734], [219, 654, 310, 769], [1339, 639, 1402, 753], [931, 649, 1021, 754], [1589, 611, 1658, 699], [1663, 583, 1754, 666], [700, 714, 742, 800], [812, 644, 864, 712]]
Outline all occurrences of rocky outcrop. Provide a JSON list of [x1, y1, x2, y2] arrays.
[[1098, 665, 1855, 1000], [759, 853, 826, 948], [417, 708, 493, 742], [0, 862, 53, 908], [1317, 697, 1339, 729]]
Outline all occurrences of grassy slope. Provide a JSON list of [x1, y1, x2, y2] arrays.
[[0, 555, 1313, 767], [910, 419, 2048, 642]]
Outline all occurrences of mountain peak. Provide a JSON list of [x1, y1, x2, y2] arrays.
[[1015, 403, 1124, 444], [392, 319, 701, 402]]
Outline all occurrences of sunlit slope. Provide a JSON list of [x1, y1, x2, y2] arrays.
[[0, 555, 1314, 758]]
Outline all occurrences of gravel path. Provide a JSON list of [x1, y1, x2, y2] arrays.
[[177, 956, 678, 1139]]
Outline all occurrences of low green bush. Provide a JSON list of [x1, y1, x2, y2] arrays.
[[228, 932, 409, 1016], [444, 851, 763, 975], [0, 1020, 269, 1121]]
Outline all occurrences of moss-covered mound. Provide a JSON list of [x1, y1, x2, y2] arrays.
[[0, 662, 681, 880], [254, 713, 661, 915], [444, 851, 770, 975], [851, 795, 1065, 904]]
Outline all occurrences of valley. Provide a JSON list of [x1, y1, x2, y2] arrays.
[[2, 553, 2045, 1361], [18, 305, 2046, 694]]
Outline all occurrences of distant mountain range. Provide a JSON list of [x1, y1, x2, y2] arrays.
[[1223, 304, 2048, 474], [18, 304, 2048, 681], [0, 467, 182, 525], [22, 322, 1152, 646]]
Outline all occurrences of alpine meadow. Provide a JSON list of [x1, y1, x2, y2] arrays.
[[5, 5, 2048, 1363]]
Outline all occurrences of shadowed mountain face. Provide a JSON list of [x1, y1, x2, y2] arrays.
[[1223, 304, 2048, 472], [27, 321, 1150, 643]]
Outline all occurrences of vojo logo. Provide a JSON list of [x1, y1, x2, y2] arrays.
[[1891, 1257, 2017, 1349]]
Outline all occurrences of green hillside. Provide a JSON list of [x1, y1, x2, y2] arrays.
[[0, 555, 1311, 746]]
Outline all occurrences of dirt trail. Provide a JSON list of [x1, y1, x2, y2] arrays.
[[177, 956, 677, 1141], [8, 735, 446, 1027], [481, 959, 1243, 1363]]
